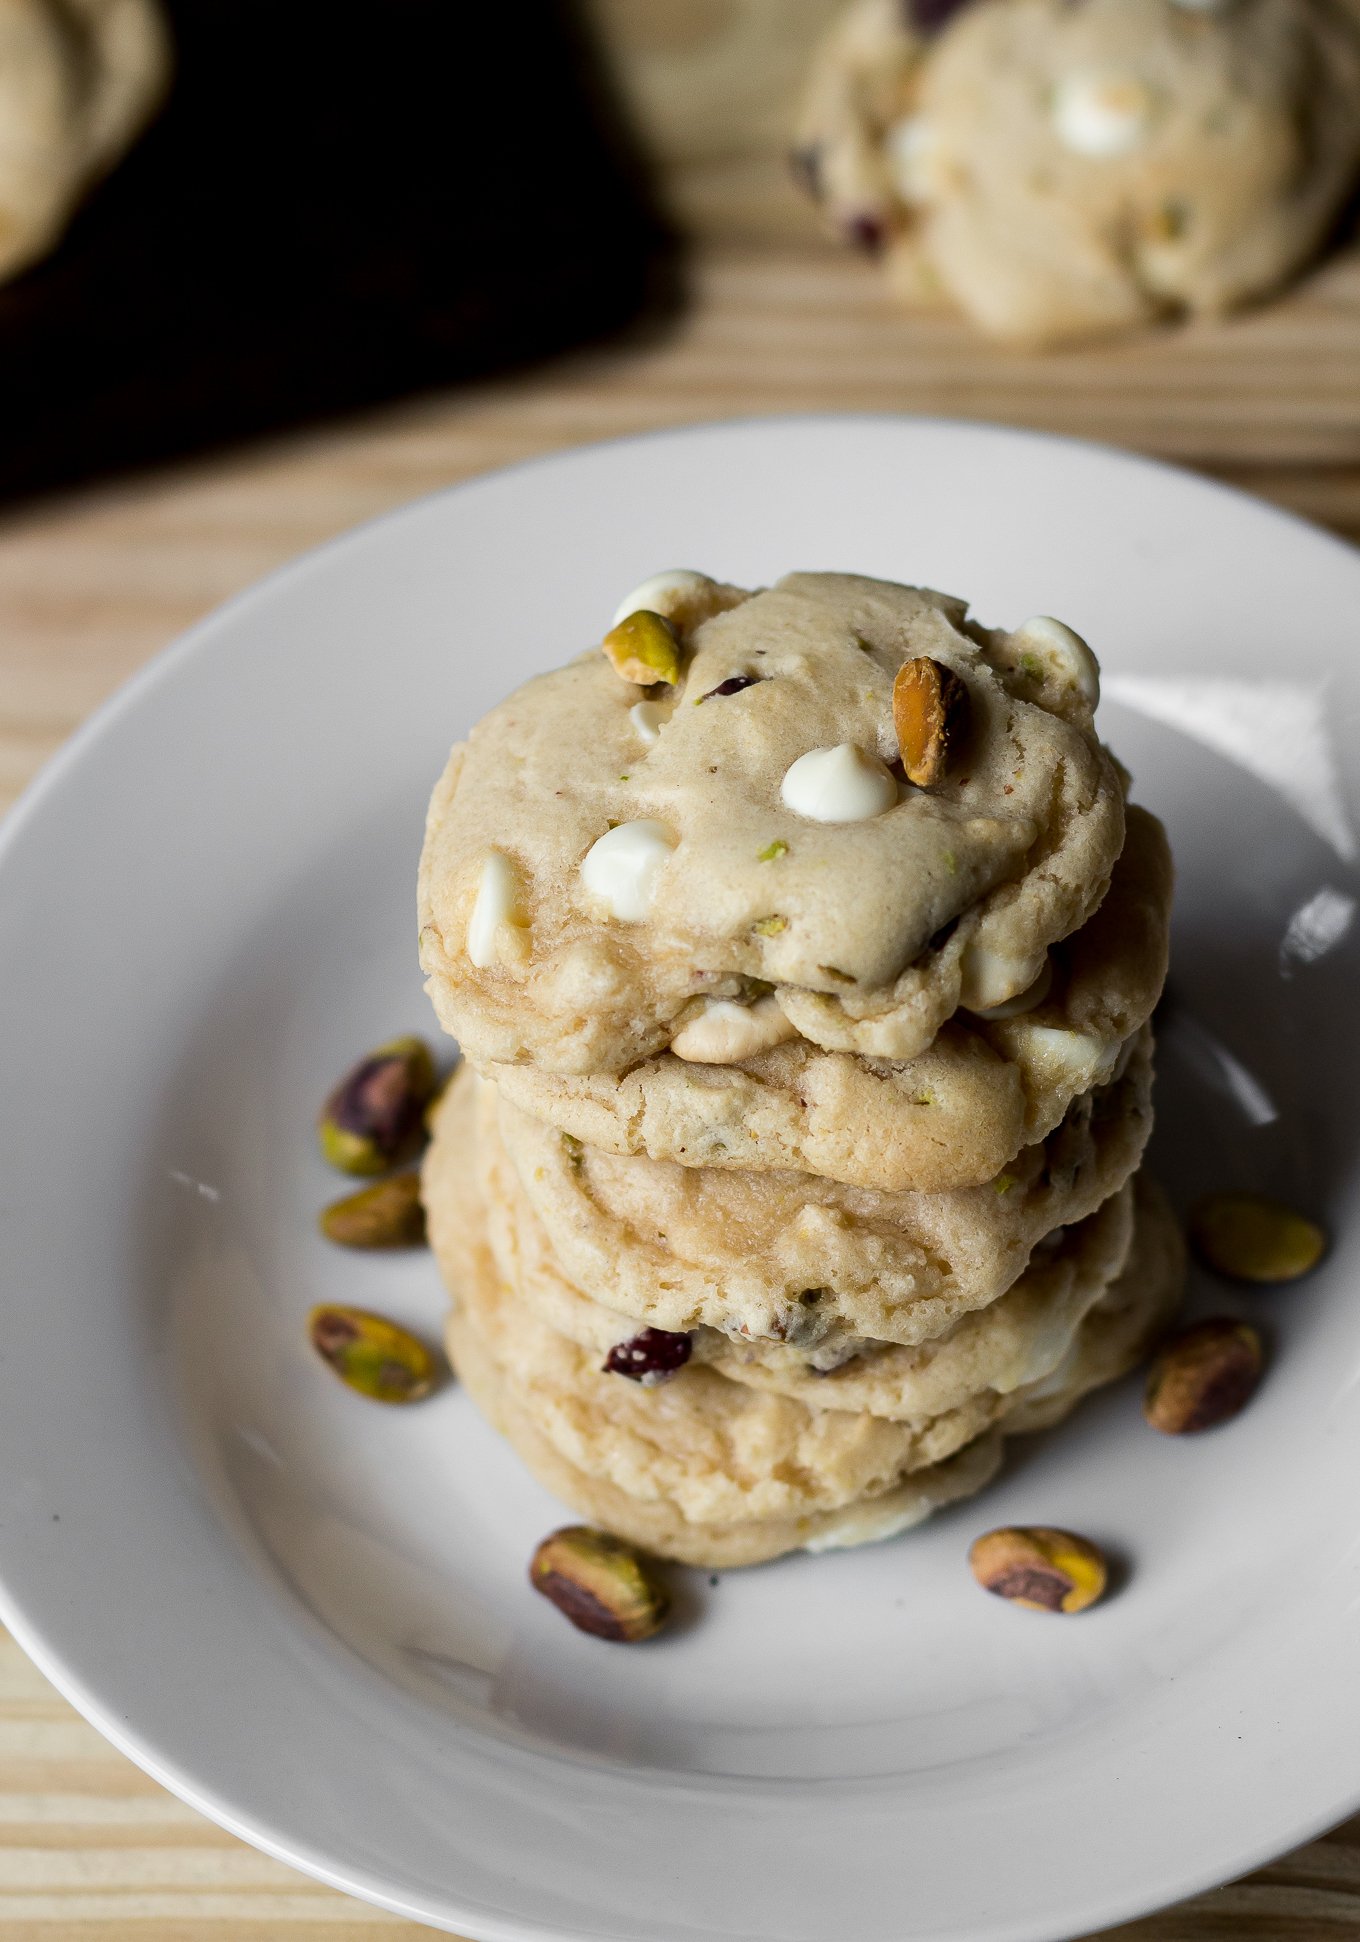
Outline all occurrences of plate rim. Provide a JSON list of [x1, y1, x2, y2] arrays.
[[2, 410, 1359, 1942]]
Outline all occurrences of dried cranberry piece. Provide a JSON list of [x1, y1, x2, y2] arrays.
[[904, 0, 971, 31], [847, 213, 885, 253], [604, 1328, 693, 1385], [699, 675, 762, 702]]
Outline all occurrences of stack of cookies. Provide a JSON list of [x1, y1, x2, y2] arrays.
[[418, 571, 1182, 1568]]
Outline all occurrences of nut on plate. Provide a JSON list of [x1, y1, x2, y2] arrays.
[[318, 1035, 436, 1175], [529, 1526, 671, 1641], [969, 1526, 1107, 1613], [602, 609, 683, 687], [319, 1171, 426, 1249], [893, 656, 969, 788], [308, 1305, 437, 1403], [1188, 1192, 1325, 1284], [1144, 1318, 1264, 1435]]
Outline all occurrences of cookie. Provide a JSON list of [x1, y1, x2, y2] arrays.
[[419, 571, 1126, 1076], [451, 1036, 1152, 1354], [434, 1168, 1183, 1567], [452, 1302, 1007, 1568], [431, 1132, 1173, 1526], [0, 0, 170, 286], [485, 804, 1171, 1192], [796, 0, 1360, 345], [792, 0, 930, 253], [469, 1077, 1140, 1420]]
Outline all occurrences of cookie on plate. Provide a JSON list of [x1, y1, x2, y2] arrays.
[[485, 805, 1171, 1192], [464, 1036, 1153, 1354], [419, 571, 1126, 1076], [430, 1148, 1184, 1567], [461, 1078, 1141, 1422]]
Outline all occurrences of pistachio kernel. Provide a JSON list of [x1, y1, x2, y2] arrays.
[[893, 656, 969, 788], [1144, 1318, 1264, 1435], [601, 610, 683, 687], [308, 1305, 436, 1403], [1188, 1193, 1326, 1283], [319, 1172, 426, 1249], [318, 1035, 436, 1175], [969, 1526, 1107, 1613], [529, 1527, 671, 1641]]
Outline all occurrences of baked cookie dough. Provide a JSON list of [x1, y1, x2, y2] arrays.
[[419, 571, 1125, 1077], [433, 1163, 1183, 1567], [485, 804, 1171, 1192], [792, 0, 931, 253], [457, 1065, 1140, 1419], [0, 0, 171, 286], [795, 0, 1360, 345], [446, 1034, 1152, 1353]]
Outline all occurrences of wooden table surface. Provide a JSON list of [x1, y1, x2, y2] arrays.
[[3, 3, 1360, 1935]]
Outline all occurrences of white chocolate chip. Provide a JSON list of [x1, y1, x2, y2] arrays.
[[1013, 616, 1101, 710], [579, 819, 676, 921], [1052, 72, 1152, 157], [467, 851, 521, 969], [780, 744, 897, 824], [629, 700, 664, 745], [968, 956, 1053, 1020], [1011, 1337, 1083, 1405], [992, 1306, 1082, 1394], [1012, 1023, 1122, 1092], [670, 995, 797, 1065], [959, 944, 1048, 1012], [804, 1495, 938, 1553], [612, 570, 716, 629], [886, 115, 939, 204]]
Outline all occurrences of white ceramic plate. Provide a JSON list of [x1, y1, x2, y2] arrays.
[[1, 417, 1358, 1942]]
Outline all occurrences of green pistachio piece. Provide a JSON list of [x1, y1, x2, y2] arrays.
[[529, 1526, 671, 1641], [969, 1526, 1107, 1613], [1188, 1193, 1325, 1284], [601, 610, 683, 687], [318, 1035, 437, 1175], [1144, 1318, 1264, 1434], [319, 1172, 426, 1249], [308, 1305, 436, 1403]]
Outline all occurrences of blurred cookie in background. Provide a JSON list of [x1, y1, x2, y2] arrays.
[[794, 0, 1360, 346], [0, 0, 169, 283], [0, 0, 672, 505]]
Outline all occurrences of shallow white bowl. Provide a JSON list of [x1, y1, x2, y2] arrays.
[[0, 418, 1358, 1942]]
